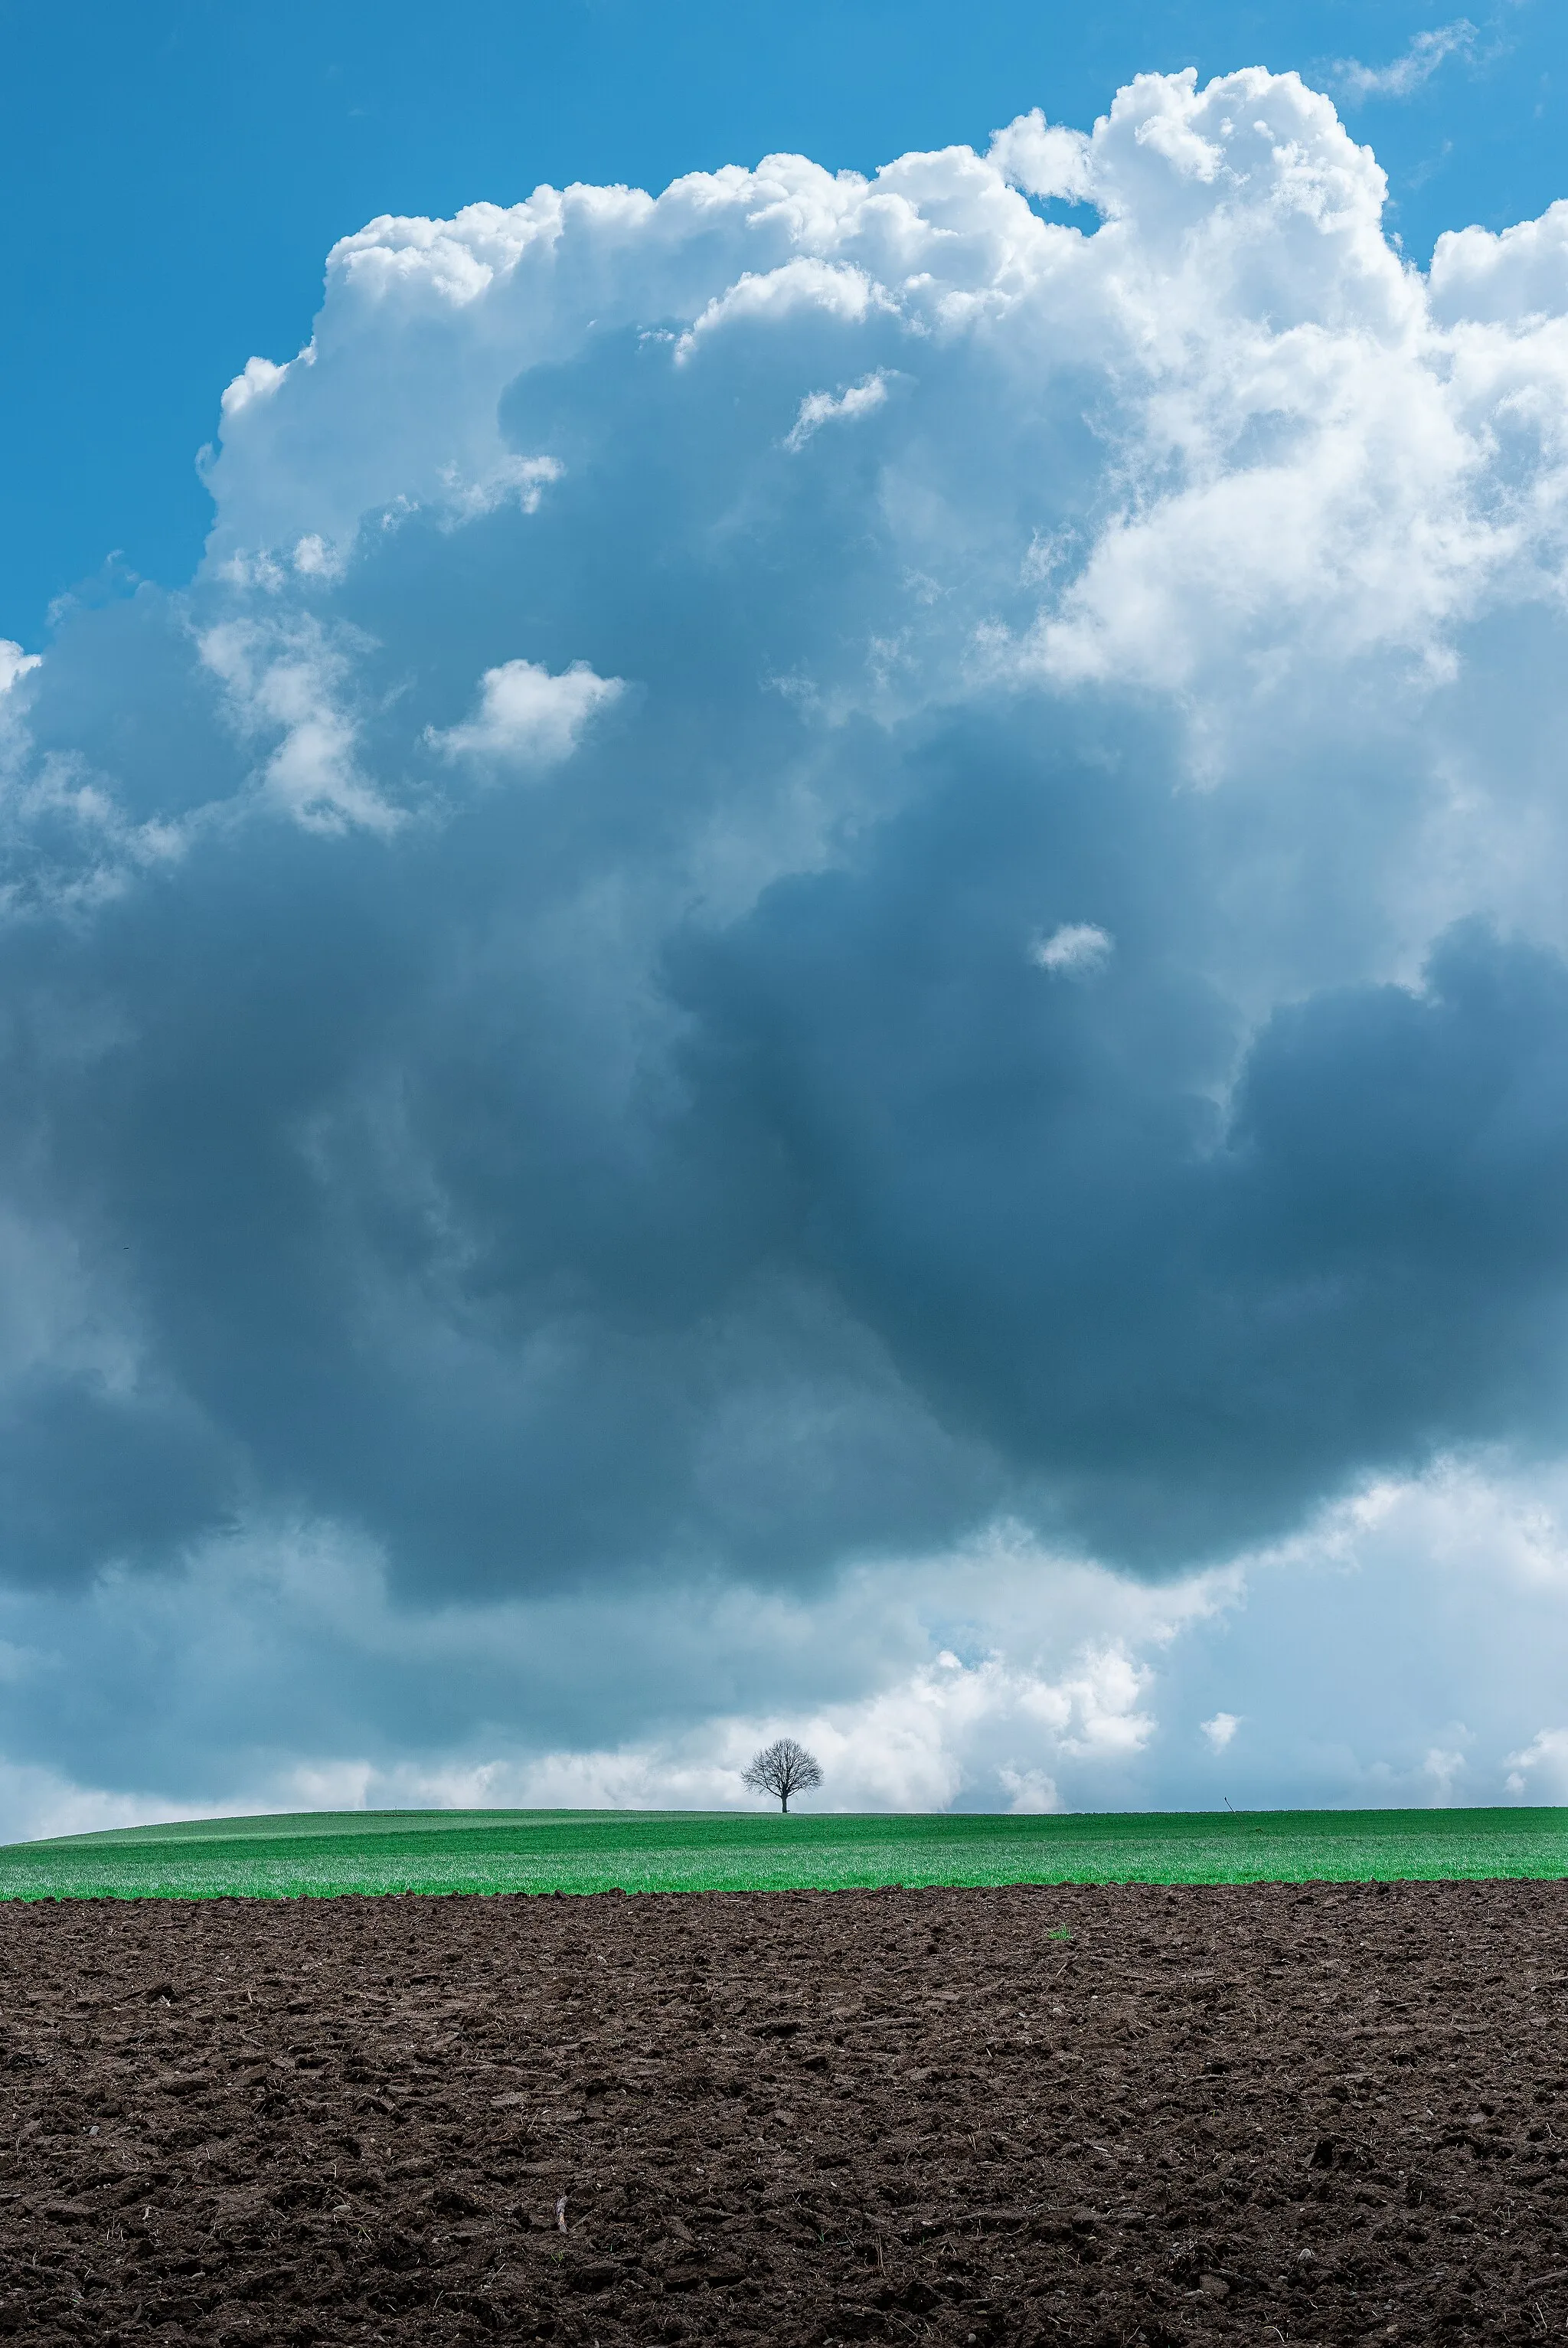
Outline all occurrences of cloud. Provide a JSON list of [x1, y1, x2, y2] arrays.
[[1429, 199, 1568, 324], [428, 657, 624, 768], [998, 1765, 1061, 1815], [1031, 921, 1113, 977], [785, 371, 891, 451], [1504, 1726, 1568, 1797], [5, 1450, 1568, 1840], [1423, 1742, 1469, 1800], [0, 641, 40, 696], [5, 67, 1568, 1811], [988, 109, 1095, 204], [0, 1516, 1237, 1839], [199, 617, 398, 834], [1334, 21, 1478, 104], [1200, 1712, 1240, 1752]]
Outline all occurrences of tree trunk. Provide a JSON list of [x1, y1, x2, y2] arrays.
[[781, 1793, 789, 1813]]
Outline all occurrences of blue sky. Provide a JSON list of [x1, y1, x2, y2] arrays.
[[4, 3, 1568, 1833], [2, 1, 1563, 644]]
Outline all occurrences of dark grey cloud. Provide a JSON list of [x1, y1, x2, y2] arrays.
[[5, 625, 1568, 1600], [674, 754, 1568, 1565]]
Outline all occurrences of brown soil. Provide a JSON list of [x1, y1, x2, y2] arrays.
[[1, 1879, 1566, 2345]]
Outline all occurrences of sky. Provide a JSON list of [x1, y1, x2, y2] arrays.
[[4, 2, 1568, 1835]]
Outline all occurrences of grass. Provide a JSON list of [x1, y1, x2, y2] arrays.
[[0, 1804, 1565, 1902]]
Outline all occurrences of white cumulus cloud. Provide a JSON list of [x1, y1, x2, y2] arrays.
[[428, 657, 624, 770], [0, 641, 41, 695]]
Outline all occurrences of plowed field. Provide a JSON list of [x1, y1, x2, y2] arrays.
[[2, 1879, 1565, 2344]]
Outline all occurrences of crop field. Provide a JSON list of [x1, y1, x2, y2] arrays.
[[5, 1877, 1568, 2344], [1, 1800, 1565, 1901]]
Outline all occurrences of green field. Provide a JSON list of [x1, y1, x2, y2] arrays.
[[0, 1804, 1565, 1902]]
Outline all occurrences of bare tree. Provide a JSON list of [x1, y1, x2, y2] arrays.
[[743, 1737, 824, 1814]]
